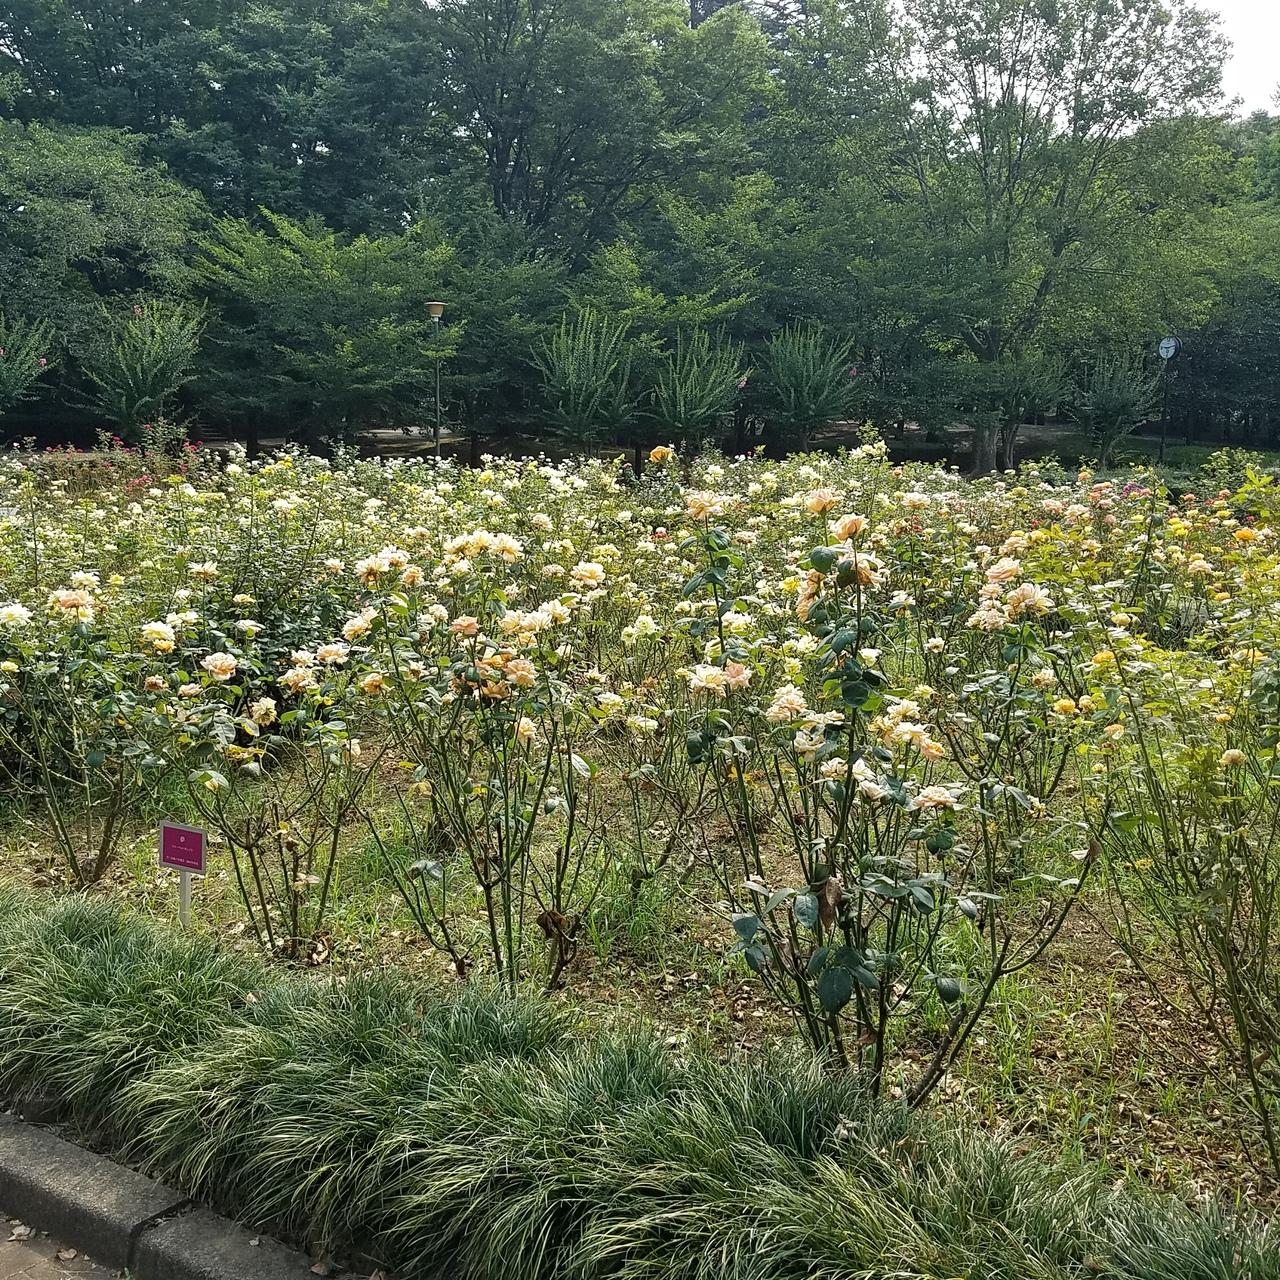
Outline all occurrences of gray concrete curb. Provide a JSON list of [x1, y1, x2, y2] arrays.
[[0, 1112, 364, 1278]]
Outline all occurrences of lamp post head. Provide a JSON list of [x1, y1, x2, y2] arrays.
[[427, 301, 445, 321]]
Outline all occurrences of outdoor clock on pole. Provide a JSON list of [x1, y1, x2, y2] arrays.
[[1156, 337, 1180, 463]]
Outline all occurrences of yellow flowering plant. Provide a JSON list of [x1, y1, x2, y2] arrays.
[[673, 481, 1096, 1104], [354, 532, 614, 990], [1, 439, 1279, 1164], [0, 569, 171, 885], [1083, 604, 1280, 1174], [176, 648, 388, 963]]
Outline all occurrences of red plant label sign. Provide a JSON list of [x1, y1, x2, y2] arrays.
[[159, 822, 206, 873]]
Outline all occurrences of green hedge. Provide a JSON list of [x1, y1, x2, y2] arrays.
[[0, 886, 1273, 1280]]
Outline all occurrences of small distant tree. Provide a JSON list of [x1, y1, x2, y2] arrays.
[[532, 308, 635, 450], [1072, 355, 1159, 467], [80, 300, 204, 440], [986, 351, 1067, 472], [194, 213, 451, 445], [0, 313, 54, 421], [757, 322, 857, 449], [849, 0, 1226, 463], [650, 329, 744, 449]]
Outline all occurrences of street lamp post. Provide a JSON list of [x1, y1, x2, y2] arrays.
[[427, 301, 445, 460]]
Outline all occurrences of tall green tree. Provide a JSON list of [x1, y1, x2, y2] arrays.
[[0, 0, 1269, 457], [430, 0, 767, 249], [193, 212, 453, 442], [0, 122, 199, 334], [1173, 208, 1280, 446], [0, 120, 201, 435], [0, 0, 444, 232], [822, 0, 1229, 469]]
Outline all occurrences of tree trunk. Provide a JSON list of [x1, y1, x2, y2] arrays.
[[999, 421, 1020, 471], [971, 421, 999, 475]]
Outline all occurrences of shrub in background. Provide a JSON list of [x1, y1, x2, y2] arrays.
[[756, 322, 857, 450], [1071, 355, 1158, 468], [0, 314, 54, 425], [532, 308, 635, 451], [649, 329, 744, 451], [80, 299, 204, 442], [1197, 446, 1275, 495], [993, 350, 1067, 471]]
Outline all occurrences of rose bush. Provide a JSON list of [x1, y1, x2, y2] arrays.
[[2, 441, 1278, 1148]]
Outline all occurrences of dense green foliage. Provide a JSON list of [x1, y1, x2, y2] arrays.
[[0, 887, 1275, 1279], [79, 299, 205, 435], [0, 0, 1276, 453], [0, 314, 53, 414], [533, 308, 637, 447]]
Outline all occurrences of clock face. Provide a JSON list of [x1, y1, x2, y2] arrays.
[[1158, 337, 1180, 360]]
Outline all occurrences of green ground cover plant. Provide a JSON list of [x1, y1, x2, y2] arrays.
[[0, 887, 1274, 1280]]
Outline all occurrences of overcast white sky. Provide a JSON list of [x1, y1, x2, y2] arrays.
[[1214, 0, 1279, 113]]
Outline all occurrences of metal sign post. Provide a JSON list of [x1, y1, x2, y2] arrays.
[[1157, 336, 1181, 464], [159, 822, 207, 929]]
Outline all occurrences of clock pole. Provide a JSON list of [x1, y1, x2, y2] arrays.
[[1157, 336, 1180, 465]]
